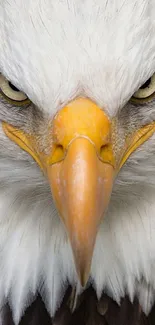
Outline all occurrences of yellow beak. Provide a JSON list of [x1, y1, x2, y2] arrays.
[[46, 98, 115, 285], [48, 138, 114, 285], [2, 97, 155, 286]]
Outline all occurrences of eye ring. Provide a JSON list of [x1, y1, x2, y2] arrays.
[[0, 74, 30, 106], [130, 73, 155, 103]]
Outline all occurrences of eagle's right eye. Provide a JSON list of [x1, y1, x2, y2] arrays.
[[131, 73, 155, 103], [0, 74, 30, 106]]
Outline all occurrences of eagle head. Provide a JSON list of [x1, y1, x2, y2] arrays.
[[0, 0, 155, 323]]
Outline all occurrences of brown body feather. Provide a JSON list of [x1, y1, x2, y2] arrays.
[[2, 287, 155, 325]]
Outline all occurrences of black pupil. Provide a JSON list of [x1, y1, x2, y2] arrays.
[[9, 82, 19, 92], [140, 78, 151, 89]]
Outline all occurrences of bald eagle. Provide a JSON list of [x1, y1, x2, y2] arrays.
[[0, 0, 155, 324]]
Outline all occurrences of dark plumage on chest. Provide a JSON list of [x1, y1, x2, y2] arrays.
[[2, 287, 155, 325]]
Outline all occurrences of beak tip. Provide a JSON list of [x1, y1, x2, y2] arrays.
[[79, 273, 89, 288], [77, 263, 91, 288]]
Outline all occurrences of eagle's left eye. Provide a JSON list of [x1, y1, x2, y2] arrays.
[[132, 73, 155, 101], [0, 74, 30, 105]]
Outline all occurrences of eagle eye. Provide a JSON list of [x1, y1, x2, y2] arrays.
[[132, 73, 155, 102], [0, 74, 30, 106]]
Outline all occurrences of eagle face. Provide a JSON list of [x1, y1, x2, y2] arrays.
[[0, 0, 155, 323]]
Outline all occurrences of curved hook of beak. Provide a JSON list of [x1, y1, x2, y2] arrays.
[[47, 137, 114, 286]]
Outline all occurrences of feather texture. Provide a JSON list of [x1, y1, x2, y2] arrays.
[[0, 0, 155, 116]]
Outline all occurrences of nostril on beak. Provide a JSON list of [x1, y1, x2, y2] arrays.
[[56, 144, 64, 154], [100, 144, 109, 156], [48, 143, 65, 165], [99, 144, 115, 167]]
